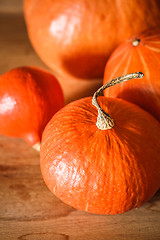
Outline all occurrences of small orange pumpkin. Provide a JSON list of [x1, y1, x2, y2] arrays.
[[0, 66, 64, 147], [103, 28, 160, 121], [40, 73, 160, 215]]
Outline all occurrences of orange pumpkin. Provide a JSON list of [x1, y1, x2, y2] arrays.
[[103, 28, 160, 121], [24, 0, 160, 80], [0, 66, 64, 147], [40, 73, 160, 215]]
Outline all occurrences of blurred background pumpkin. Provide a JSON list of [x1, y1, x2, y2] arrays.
[[24, 0, 160, 81]]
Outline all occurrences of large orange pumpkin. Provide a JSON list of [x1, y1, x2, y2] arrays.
[[24, 0, 160, 80], [0, 66, 64, 147], [103, 28, 160, 121], [40, 73, 160, 215]]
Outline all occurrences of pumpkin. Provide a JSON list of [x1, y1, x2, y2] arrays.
[[103, 27, 160, 122], [24, 0, 160, 81], [40, 72, 160, 215], [0, 66, 64, 149]]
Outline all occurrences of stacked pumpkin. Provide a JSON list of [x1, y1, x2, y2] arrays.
[[0, 0, 160, 215]]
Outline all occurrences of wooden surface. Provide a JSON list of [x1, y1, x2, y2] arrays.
[[0, 1, 160, 240]]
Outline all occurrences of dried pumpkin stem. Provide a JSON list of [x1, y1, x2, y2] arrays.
[[92, 72, 144, 130], [132, 37, 140, 47], [32, 142, 41, 152]]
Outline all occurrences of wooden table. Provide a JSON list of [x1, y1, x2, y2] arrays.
[[0, 2, 160, 239]]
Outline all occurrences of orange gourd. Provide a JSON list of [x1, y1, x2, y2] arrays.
[[40, 73, 160, 215], [0, 66, 64, 147], [24, 0, 160, 80], [103, 28, 160, 121]]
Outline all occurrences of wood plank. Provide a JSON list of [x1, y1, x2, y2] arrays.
[[0, 0, 23, 14], [0, 135, 159, 240]]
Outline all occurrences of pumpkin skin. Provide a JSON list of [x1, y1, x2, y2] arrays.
[[40, 96, 160, 215], [0, 66, 64, 146], [103, 28, 160, 121], [24, 0, 160, 80]]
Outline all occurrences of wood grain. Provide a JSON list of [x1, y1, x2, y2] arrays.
[[0, 135, 160, 240], [0, 1, 160, 239]]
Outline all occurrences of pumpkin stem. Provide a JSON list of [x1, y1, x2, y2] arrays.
[[92, 72, 144, 130], [132, 37, 140, 46], [32, 142, 40, 152]]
